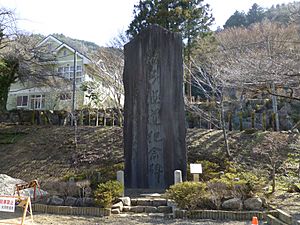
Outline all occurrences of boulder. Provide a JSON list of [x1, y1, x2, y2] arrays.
[[111, 208, 121, 214], [118, 197, 131, 206], [64, 196, 77, 206], [0, 174, 48, 200], [47, 196, 64, 205], [83, 197, 94, 207], [244, 197, 263, 210], [75, 198, 84, 206], [221, 198, 243, 210], [112, 201, 124, 212], [292, 128, 299, 134]]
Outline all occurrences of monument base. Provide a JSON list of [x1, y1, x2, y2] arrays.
[[125, 188, 165, 197]]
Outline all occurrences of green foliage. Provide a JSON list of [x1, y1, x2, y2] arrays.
[[166, 182, 209, 210], [224, 11, 247, 28], [90, 163, 124, 189], [195, 160, 220, 181], [94, 181, 123, 208], [0, 132, 25, 144], [126, 0, 214, 58], [224, 2, 292, 28], [63, 172, 87, 182], [62, 163, 124, 190], [209, 171, 265, 200]]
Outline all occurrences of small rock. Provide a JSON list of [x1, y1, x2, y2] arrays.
[[47, 196, 64, 205], [64, 196, 77, 206], [292, 128, 299, 134], [157, 206, 172, 213], [119, 197, 131, 206], [288, 184, 300, 193], [222, 198, 243, 210], [111, 208, 121, 214], [144, 206, 158, 213], [260, 197, 268, 208], [75, 198, 84, 207], [83, 197, 94, 207], [112, 201, 124, 212], [244, 197, 262, 210]]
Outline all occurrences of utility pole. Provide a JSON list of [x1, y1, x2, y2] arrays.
[[71, 50, 77, 126], [271, 81, 280, 131], [267, 37, 279, 131]]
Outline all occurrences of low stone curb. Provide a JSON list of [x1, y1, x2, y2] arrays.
[[266, 209, 296, 225], [32, 204, 111, 217], [174, 209, 278, 221]]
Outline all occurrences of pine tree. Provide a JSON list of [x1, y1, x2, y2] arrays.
[[126, 0, 214, 98]]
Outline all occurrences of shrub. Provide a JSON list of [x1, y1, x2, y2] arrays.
[[94, 180, 123, 208], [90, 163, 124, 189], [207, 171, 265, 202], [166, 182, 211, 210]]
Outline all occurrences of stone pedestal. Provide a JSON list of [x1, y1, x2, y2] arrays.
[[123, 25, 187, 189]]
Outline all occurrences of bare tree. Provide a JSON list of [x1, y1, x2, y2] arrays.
[[83, 47, 124, 125], [0, 33, 57, 112], [186, 57, 231, 158], [0, 7, 17, 49]]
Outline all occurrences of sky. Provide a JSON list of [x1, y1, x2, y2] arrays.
[[0, 0, 297, 46]]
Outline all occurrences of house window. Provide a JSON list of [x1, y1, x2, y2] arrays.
[[30, 95, 45, 109], [63, 50, 67, 56], [17, 96, 28, 107], [57, 64, 83, 82]]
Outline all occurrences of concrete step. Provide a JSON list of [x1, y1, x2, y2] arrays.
[[127, 205, 172, 214], [131, 198, 167, 207]]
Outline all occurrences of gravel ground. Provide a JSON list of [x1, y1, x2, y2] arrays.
[[0, 213, 253, 225]]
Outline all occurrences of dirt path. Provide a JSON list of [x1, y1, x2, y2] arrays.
[[0, 213, 251, 225]]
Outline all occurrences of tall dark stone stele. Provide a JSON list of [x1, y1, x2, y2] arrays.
[[123, 25, 187, 189]]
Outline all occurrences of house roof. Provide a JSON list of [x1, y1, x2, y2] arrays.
[[36, 35, 63, 47], [36, 35, 91, 64]]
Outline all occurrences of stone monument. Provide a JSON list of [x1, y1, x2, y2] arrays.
[[123, 25, 187, 189]]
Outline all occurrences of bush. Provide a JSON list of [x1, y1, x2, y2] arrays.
[[208, 171, 265, 202], [166, 182, 212, 210], [94, 180, 123, 208]]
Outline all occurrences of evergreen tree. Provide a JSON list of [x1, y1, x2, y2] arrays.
[[246, 3, 265, 26], [126, 0, 214, 52], [224, 11, 247, 28], [126, 0, 214, 98]]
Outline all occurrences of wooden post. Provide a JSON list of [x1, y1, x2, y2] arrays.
[[103, 109, 107, 127], [21, 197, 33, 225], [251, 111, 255, 129], [95, 109, 99, 126], [262, 111, 266, 131], [239, 111, 243, 131], [228, 112, 232, 131], [193, 174, 199, 182]]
